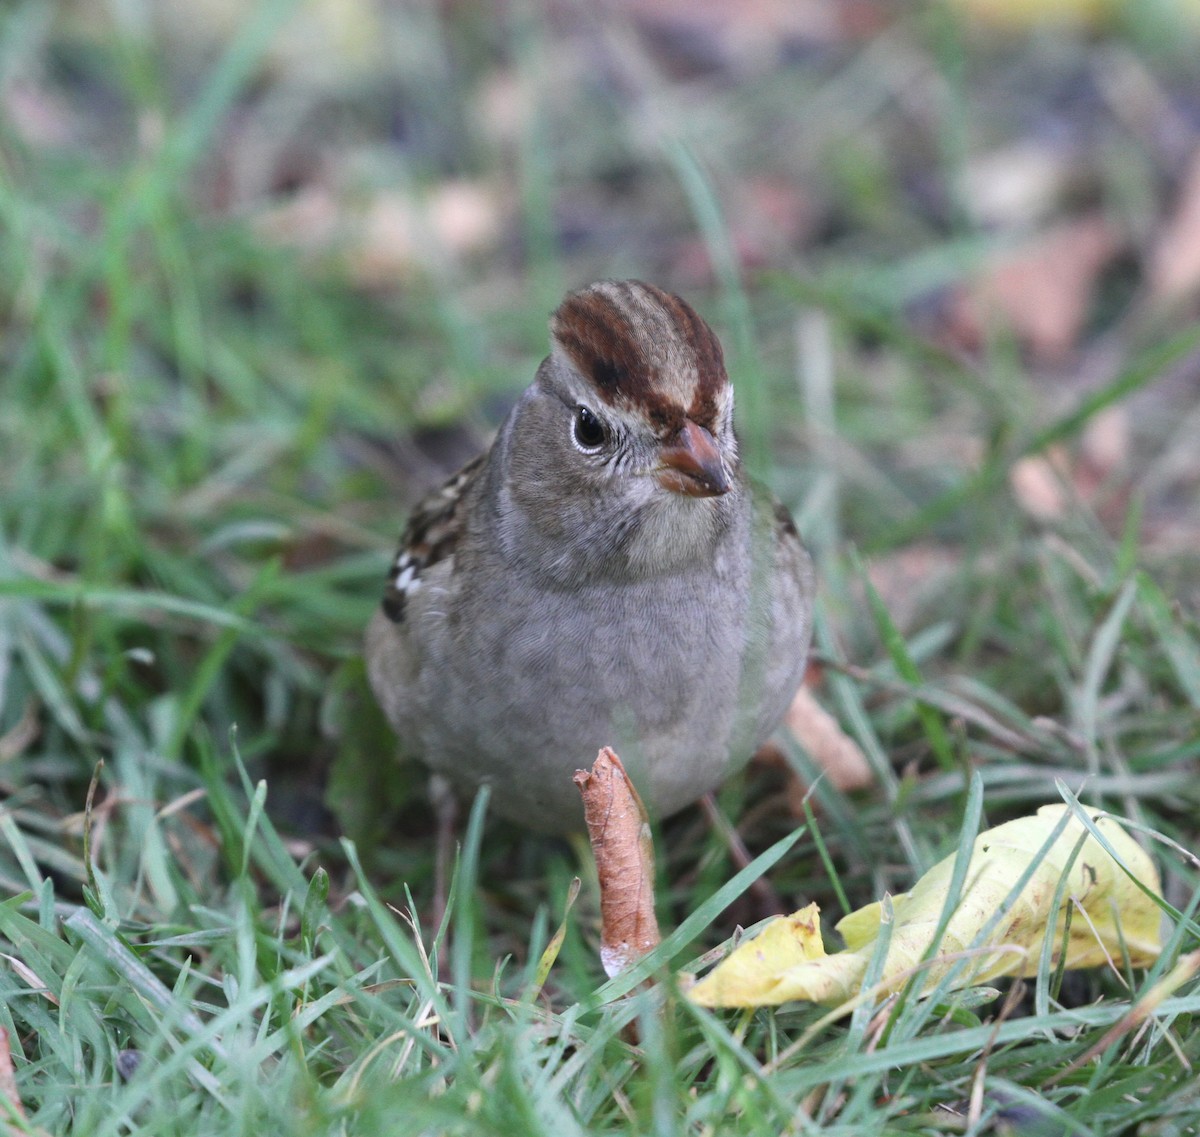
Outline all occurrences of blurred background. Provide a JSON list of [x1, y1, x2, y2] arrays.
[[3, 0, 1200, 920]]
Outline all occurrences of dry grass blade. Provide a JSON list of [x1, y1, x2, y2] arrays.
[[0, 1029, 22, 1117]]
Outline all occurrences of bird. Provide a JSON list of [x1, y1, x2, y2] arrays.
[[366, 279, 815, 833]]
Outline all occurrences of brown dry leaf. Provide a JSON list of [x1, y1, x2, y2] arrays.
[[946, 215, 1122, 362], [1075, 404, 1132, 514], [426, 181, 504, 257], [1080, 404, 1131, 479], [1149, 149, 1200, 303], [351, 182, 503, 286], [690, 805, 1165, 1008], [781, 685, 874, 793], [1010, 406, 1132, 524], [256, 178, 500, 283], [353, 192, 420, 285], [1010, 448, 1072, 521], [574, 747, 661, 977]]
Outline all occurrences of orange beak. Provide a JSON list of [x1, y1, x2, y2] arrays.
[[655, 420, 731, 498]]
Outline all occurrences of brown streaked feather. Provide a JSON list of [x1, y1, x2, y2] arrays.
[[381, 453, 486, 623], [550, 280, 728, 434]]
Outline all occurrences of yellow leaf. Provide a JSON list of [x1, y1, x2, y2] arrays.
[[689, 805, 1164, 1009], [686, 904, 858, 1007], [951, 0, 1117, 29], [949, 0, 1199, 33]]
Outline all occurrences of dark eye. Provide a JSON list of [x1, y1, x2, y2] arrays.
[[572, 405, 607, 450]]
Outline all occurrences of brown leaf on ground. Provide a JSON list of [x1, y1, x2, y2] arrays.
[[1076, 404, 1132, 518], [256, 180, 502, 284], [757, 685, 874, 815], [1149, 149, 1200, 303], [944, 214, 1122, 362], [783, 685, 873, 792], [574, 748, 661, 978], [1010, 447, 1072, 521], [1011, 406, 1132, 526], [427, 181, 504, 255], [351, 182, 501, 284], [1080, 404, 1131, 479], [353, 192, 420, 285]]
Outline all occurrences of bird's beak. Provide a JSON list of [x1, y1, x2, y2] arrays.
[[655, 420, 732, 498]]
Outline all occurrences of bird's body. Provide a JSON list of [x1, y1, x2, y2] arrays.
[[367, 281, 814, 832]]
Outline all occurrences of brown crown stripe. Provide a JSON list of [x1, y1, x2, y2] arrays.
[[550, 281, 728, 433], [552, 285, 649, 397]]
